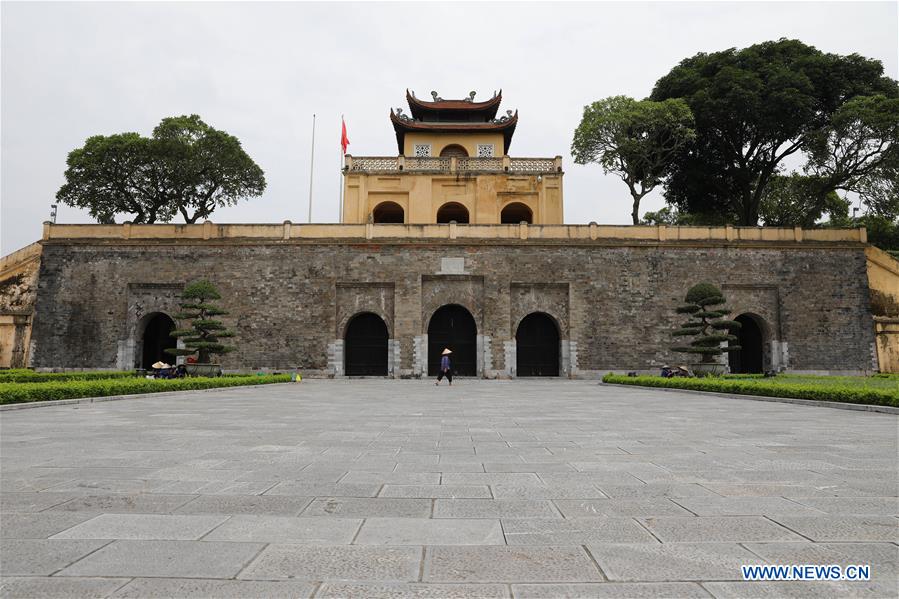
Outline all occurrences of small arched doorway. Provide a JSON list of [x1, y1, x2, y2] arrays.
[[372, 201, 405, 224], [501, 202, 533, 224], [440, 144, 468, 157], [729, 314, 765, 374], [516, 313, 560, 376], [436, 202, 470, 224], [345, 312, 389, 376], [141, 313, 177, 370], [428, 304, 477, 376]]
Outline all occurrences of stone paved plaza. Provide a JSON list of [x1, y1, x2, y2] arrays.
[[1, 380, 897, 598]]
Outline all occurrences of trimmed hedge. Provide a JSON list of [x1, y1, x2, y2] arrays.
[[602, 374, 899, 408], [0, 371, 137, 384], [0, 375, 291, 405]]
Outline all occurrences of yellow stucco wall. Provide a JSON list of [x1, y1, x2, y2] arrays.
[[403, 132, 505, 157], [866, 247, 899, 373], [343, 172, 563, 224]]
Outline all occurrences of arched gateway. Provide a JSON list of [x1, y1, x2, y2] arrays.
[[729, 314, 766, 374], [428, 305, 477, 376], [516, 312, 560, 376], [345, 312, 389, 376], [140, 313, 176, 370]]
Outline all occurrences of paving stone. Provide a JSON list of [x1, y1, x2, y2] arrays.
[[355, 518, 504, 545], [204, 515, 361, 543], [316, 583, 509, 598], [638, 516, 808, 542], [0, 576, 130, 598], [46, 493, 197, 514], [785, 497, 899, 516], [0, 539, 110, 575], [50, 513, 228, 540], [380, 485, 492, 498], [396, 462, 486, 473], [263, 482, 381, 497], [239, 545, 421, 581], [502, 517, 657, 545], [110, 578, 317, 598], [174, 494, 313, 516], [596, 483, 719, 499], [671, 496, 827, 516], [703, 581, 898, 598], [0, 511, 97, 539], [586, 542, 761, 582], [553, 499, 693, 518], [340, 472, 440, 485], [491, 484, 607, 500], [743, 542, 899, 575], [510, 582, 711, 598], [441, 473, 544, 486], [769, 516, 899, 541], [57, 539, 264, 578], [424, 546, 602, 582], [0, 492, 79, 512], [151, 480, 278, 495], [483, 463, 576, 472], [434, 499, 559, 518], [700, 483, 844, 497], [43, 478, 164, 494], [302, 497, 432, 518]]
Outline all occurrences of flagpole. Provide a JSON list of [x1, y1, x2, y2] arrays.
[[339, 114, 344, 224], [308, 113, 316, 223]]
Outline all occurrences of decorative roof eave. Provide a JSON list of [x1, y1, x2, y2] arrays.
[[390, 110, 518, 154], [406, 89, 502, 120]]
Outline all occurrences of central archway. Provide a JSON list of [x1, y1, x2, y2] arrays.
[[439, 144, 468, 157], [345, 312, 389, 376], [501, 202, 533, 224], [372, 201, 405, 224], [729, 314, 765, 374], [141, 313, 177, 370], [436, 202, 470, 224], [427, 304, 477, 376], [516, 313, 560, 376]]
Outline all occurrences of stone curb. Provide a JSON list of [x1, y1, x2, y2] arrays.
[[600, 382, 899, 415], [0, 383, 297, 412]]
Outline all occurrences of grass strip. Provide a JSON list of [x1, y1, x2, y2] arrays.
[[0, 371, 137, 384], [0, 374, 291, 405], [602, 374, 899, 408]]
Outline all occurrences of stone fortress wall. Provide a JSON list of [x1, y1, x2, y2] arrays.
[[18, 222, 882, 376]]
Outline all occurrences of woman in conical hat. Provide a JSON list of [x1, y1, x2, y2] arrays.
[[436, 348, 453, 386]]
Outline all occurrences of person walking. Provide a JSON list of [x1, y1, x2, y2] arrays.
[[436, 348, 453, 386]]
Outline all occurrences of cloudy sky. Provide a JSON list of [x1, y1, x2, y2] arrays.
[[2, 1, 896, 254]]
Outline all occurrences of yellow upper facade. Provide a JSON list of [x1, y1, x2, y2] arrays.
[[342, 90, 563, 225]]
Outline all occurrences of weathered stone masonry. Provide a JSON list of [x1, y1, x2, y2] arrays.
[[28, 225, 878, 376]]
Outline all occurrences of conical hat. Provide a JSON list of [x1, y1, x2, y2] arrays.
[[442, 348, 452, 355], [151, 361, 167, 369]]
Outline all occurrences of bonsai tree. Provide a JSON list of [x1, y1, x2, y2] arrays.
[[672, 283, 742, 367], [166, 280, 235, 363]]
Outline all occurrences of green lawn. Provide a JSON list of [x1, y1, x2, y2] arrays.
[[603, 373, 899, 408], [0, 374, 292, 405]]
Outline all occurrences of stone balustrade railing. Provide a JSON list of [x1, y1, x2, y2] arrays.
[[346, 155, 563, 174], [37, 222, 868, 245]]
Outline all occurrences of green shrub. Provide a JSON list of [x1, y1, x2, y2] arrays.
[[602, 374, 899, 408], [0, 371, 137, 384], [0, 375, 291, 405]]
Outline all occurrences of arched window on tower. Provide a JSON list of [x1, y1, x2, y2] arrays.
[[501, 202, 533, 224], [372, 201, 405, 224], [439, 144, 468, 157], [436, 202, 470, 224]]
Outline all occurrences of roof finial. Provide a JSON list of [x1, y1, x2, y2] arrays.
[[466, 91, 476, 102], [430, 91, 444, 101]]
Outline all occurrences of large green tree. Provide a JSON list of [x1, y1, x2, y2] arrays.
[[571, 96, 695, 224], [758, 175, 848, 227], [57, 115, 266, 224], [650, 39, 898, 225]]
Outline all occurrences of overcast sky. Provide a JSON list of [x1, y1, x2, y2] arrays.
[[2, 1, 896, 254]]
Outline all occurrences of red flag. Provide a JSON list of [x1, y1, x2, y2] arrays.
[[340, 118, 350, 155]]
